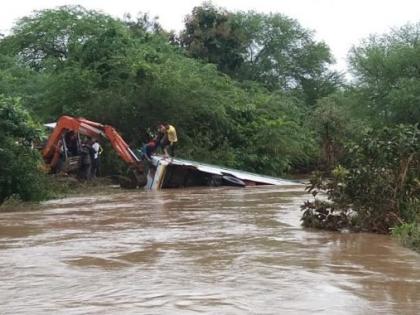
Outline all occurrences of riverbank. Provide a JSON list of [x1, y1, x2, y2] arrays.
[[0, 176, 121, 213]]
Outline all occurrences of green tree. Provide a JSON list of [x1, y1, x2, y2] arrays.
[[349, 23, 420, 125], [0, 54, 46, 111], [310, 93, 360, 170], [0, 6, 124, 71], [0, 95, 49, 203], [233, 11, 341, 105], [180, 2, 245, 75], [180, 5, 340, 105]]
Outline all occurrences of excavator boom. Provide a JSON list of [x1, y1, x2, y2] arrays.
[[42, 116, 143, 179]]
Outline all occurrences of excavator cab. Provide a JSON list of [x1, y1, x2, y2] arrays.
[[54, 131, 84, 174], [43, 123, 82, 174]]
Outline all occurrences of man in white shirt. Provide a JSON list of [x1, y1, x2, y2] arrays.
[[91, 139, 103, 178]]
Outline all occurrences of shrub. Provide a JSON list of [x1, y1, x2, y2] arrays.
[[302, 124, 420, 234], [0, 95, 50, 203], [392, 222, 420, 253]]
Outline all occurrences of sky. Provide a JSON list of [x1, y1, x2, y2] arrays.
[[0, 0, 419, 73]]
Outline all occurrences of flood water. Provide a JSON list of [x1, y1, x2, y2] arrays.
[[0, 185, 419, 314]]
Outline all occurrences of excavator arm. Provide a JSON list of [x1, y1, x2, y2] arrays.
[[103, 125, 140, 165], [42, 116, 145, 183]]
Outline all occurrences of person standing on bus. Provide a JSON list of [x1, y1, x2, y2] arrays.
[[162, 123, 177, 159]]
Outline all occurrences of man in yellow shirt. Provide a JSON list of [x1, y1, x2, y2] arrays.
[[163, 123, 178, 158]]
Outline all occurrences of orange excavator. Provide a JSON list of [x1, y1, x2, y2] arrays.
[[42, 115, 146, 186]]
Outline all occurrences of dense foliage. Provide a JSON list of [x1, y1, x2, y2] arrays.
[[300, 22, 420, 250], [349, 23, 420, 125], [0, 95, 49, 203], [302, 125, 419, 233], [180, 3, 341, 105], [0, 5, 319, 178]]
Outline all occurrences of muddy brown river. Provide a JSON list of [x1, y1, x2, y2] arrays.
[[0, 185, 419, 314]]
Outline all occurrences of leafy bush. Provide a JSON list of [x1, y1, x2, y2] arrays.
[[302, 124, 420, 233], [392, 222, 420, 253], [0, 95, 50, 203]]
